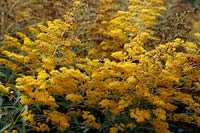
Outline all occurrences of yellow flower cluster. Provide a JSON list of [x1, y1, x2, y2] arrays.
[[66, 93, 83, 103], [82, 111, 101, 129], [44, 110, 70, 131], [130, 108, 151, 123], [16, 75, 58, 107], [151, 118, 170, 133], [195, 32, 200, 39], [0, 0, 200, 132], [21, 110, 35, 126], [88, 0, 166, 58], [3, 130, 18, 133], [0, 82, 10, 94], [35, 123, 50, 132]]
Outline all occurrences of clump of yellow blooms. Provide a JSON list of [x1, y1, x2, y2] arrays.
[[130, 108, 151, 123], [0, 82, 10, 93], [81, 111, 101, 129], [21, 110, 36, 126], [66, 93, 83, 103], [44, 110, 70, 131], [0, 0, 200, 132], [3, 130, 18, 133]]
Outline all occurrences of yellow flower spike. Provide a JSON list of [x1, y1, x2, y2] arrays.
[[21, 110, 36, 126], [3, 130, 8, 133], [119, 123, 125, 128], [45, 110, 70, 131], [130, 108, 151, 123], [111, 51, 125, 61], [129, 0, 140, 3], [126, 123, 136, 130], [23, 56, 30, 63], [88, 48, 98, 55], [195, 32, 200, 39], [20, 95, 34, 105], [100, 0, 113, 4], [114, 123, 124, 131], [0, 59, 20, 71], [158, 7, 167, 11], [147, 0, 164, 4], [36, 123, 50, 132], [42, 57, 55, 70], [37, 24, 48, 32], [73, 1, 81, 8], [2, 35, 21, 48], [151, 119, 170, 133], [1, 0, 200, 132], [16, 32, 27, 39], [99, 99, 112, 109], [153, 108, 166, 121], [47, 21, 54, 27], [37, 70, 49, 80], [0, 82, 10, 94], [50, 70, 60, 76], [66, 93, 83, 104], [29, 27, 40, 36], [82, 111, 101, 129], [11, 130, 18, 133], [109, 127, 118, 133]]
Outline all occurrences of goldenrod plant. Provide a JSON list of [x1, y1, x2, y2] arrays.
[[0, 0, 200, 132]]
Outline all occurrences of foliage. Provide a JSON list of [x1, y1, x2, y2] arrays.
[[0, 0, 200, 132]]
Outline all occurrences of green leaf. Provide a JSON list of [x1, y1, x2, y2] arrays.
[[0, 123, 12, 132]]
